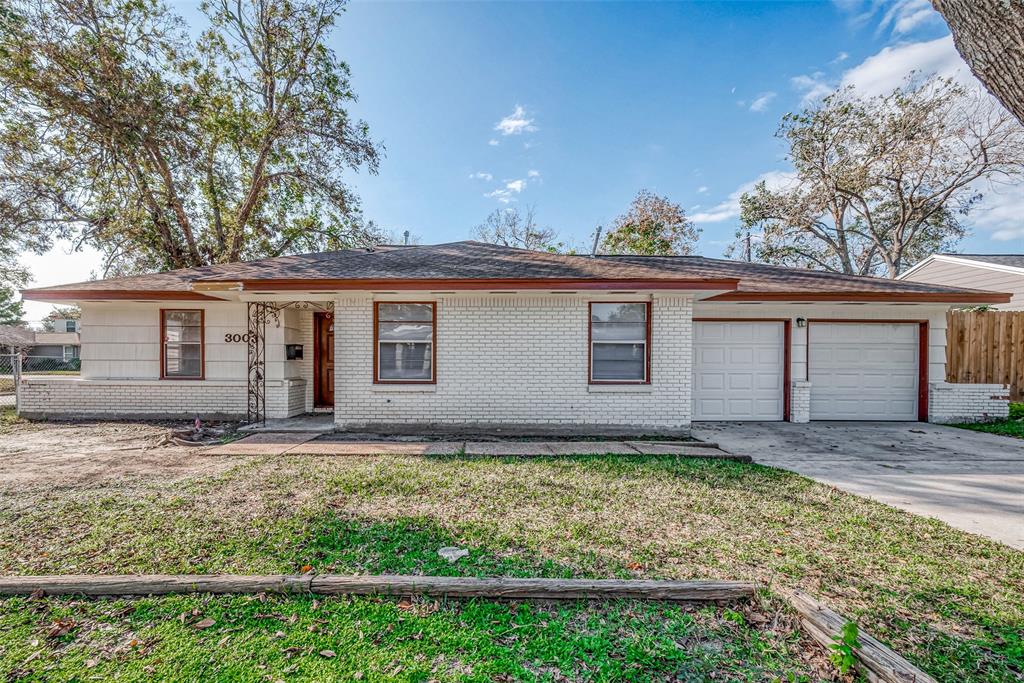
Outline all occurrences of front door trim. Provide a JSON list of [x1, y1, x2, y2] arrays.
[[313, 312, 334, 408]]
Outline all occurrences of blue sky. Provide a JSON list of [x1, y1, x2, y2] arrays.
[[19, 0, 1024, 320]]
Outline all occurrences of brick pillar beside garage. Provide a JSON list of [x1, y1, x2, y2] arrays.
[[330, 292, 695, 434]]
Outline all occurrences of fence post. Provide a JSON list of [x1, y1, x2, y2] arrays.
[[12, 352, 21, 415]]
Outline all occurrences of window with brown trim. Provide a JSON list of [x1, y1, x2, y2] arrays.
[[589, 302, 650, 383], [374, 302, 435, 383], [161, 309, 204, 379]]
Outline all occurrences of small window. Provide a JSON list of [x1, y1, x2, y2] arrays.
[[162, 309, 204, 379], [65, 320, 77, 333], [590, 302, 650, 383], [375, 302, 435, 382]]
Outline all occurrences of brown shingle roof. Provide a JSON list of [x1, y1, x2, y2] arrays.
[[21, 241, 1010, 303]]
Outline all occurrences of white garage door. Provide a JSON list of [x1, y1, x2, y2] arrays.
[[692, 321, 785, 421], [809, 322, 919, 421]]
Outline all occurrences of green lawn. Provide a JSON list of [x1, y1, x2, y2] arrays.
[[953, 402, 1024, 439], [1, 451, 1021, 681]]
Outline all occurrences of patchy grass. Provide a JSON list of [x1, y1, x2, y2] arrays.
[[0, 405, 21, 435], [0, 452, 1021, 681], [952, 402, 1024, 439], [0, 593, 826, 682]]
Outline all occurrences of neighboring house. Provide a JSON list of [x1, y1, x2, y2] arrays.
[[31, 319, 82, 364], [0, 323, 80, 365], [899, 254, 1024, 310], [19, 241, 1011, 430]]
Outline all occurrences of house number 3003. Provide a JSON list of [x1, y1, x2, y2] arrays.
[[224, 333, 252, 343]]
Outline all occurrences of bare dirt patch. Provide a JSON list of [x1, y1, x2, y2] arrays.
[[0, 418, 240, 489]]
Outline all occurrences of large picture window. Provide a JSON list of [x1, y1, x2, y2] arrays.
[[375, 302, 435, 383], [161, 309, 204, 379], [589, 302, 650, 383]]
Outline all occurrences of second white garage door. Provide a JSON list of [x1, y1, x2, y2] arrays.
[[809, 322, 920, 421], [692, 321, 785, 421]]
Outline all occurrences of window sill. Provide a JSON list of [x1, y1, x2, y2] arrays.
[[588, 384, 653, 394], [371, 384, 437, 393]]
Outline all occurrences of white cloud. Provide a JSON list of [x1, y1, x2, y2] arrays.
[[791, 72, 833, 106], [877, 0, 941, 35], [488, 139, 499, 146], [690, 171, 797, 224], [527, 169, 540, 178], [494, 105, 537, 136], [468, 171, 493, 181], [840, 35, 969, 97], [697, 186, 708, 194], [749, 92, 777, 112], [832, 51, 849, 63], [485, 178, 528, 203], [834, 0, 942, 36]]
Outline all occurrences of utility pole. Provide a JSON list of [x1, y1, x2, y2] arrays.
[[590, 226, 603, 257]]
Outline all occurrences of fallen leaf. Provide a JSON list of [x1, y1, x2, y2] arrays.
[[397, 598, 414, 611], [85, 659, 98, 669], [626, 562, 643, 571], [300, 565, 313, 573], [319, 650, 336, 658], [193, 618, 216, 630]]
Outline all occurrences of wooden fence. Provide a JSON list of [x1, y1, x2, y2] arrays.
[[946, 310, 1024, 402]]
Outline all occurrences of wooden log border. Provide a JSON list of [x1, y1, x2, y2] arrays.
[[0, 573, 938, 681], [782, 589, 937, 683], [0, 574, 754, 603]]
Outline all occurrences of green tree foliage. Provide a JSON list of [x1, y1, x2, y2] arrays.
[[0, 286, 25, 326], [0, 0, 382, 277], [731, 76, 1024, 278], [601, 190, 700, 256]]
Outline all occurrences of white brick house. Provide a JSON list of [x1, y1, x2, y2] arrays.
[[19, 242, 1011, 432]]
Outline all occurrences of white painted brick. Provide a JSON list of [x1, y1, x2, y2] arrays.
[[333, 294, 694, 432], [928, 382, 1010, 423]]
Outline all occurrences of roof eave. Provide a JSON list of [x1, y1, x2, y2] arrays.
[[20, 289, 218, 302], [706, 291, 1012, 304]]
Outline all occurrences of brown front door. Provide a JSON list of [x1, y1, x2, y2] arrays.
[[314, 312, 334, 407]]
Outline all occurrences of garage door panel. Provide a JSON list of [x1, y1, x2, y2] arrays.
[[693, 321, 785, 421], [809, 323, 919, 421], [728, 374, 753, 390]]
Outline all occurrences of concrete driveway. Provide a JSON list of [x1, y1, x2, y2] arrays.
[[691, 421, 1024, 549]]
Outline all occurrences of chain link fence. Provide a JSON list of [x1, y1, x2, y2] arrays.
[[0, 352, 81, 411]]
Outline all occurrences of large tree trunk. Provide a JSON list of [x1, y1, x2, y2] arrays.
[[932, 0, 1024, 126]]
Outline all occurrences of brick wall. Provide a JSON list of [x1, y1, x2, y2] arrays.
[[332, 293, 694, 433], [18, 377, 248, 420], [790, 381, 811, 423], [928, 382, 1010, 424]]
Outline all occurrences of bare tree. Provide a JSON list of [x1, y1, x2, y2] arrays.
[[737, 76, 1024, 278], [473, 207, 563, 252], [932, 0, 1024, 127]]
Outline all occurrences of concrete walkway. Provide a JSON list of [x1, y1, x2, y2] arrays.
[[204, 434, 742, 460], [692, 421, 1024, 549]]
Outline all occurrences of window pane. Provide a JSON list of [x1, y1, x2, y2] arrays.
[[591, 303, 646, 323], [378, 303, 433, 321], [165, 342, 202, 377], [378, 322, 432, 342], [592, 343, 645, 380], [379, 342, 432, 380], [164, 311, 201, 343], [592, 321, 646, 342]]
